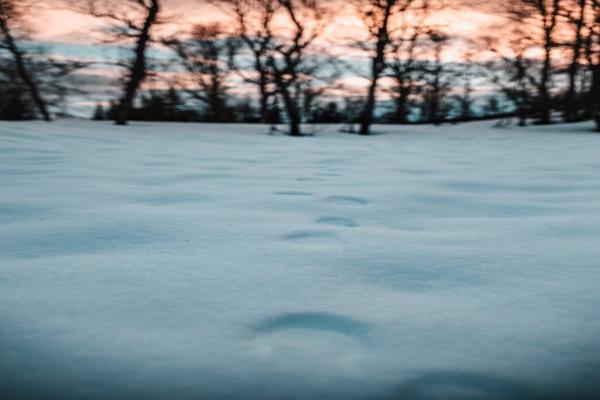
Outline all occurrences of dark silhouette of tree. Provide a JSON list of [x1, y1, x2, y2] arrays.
[[71, 0, 162, 125], [560, 0, 589, 121], [386, 7, 430, 124], [341, 97, 365, 132], [163, 87, 188, 121], [265, 0, 332, 136], [356, 0, 407, 134], [166, 23, 237, 122], [0, 0, 51, 121], [584, 0, 600, 130], [420, 32, 453, 125], [455, 76, 473, 121], [265, 95, 282, 125], [356, 0, 395, 134], [0, 65, 35, 120], [506, 0, 562, 125], [92, 103, 107, 120], [0, 87, 35, 120], [105, 89, 197, 122], [454, 52, 479, 122], [482, 96, 502, 117], [137, 91, 168, 120], [299, 63, 342, 124], [309, 101, 343, 123], [232, 98, 260, 122], [216, 0, 278, 123], [483, 24, 539, 126], [105, 100, 118, 121]]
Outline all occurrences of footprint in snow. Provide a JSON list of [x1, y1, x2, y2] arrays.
[[282, 230, 339, 243], [327, 195, 369, 206], [135, 193, 212, 206], [252, 312, 370, 338], [296, 177, 325, 182], [316, 216, 358, 228], [273, 191, 313, 197], [317, 172, 340, 177]]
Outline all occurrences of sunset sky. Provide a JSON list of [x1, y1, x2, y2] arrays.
[[31, 1, 499, 48], [12, 1, 524, 116]]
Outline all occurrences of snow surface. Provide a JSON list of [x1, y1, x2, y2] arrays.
[[1, 120, 600, 400]]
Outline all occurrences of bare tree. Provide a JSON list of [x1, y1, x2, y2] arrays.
[[297, 58, 342, 124], [483, 25, 539, 126], [455, 54, 476, 121], [0, 62, 36, 119], [419, 31, 453, 125], [354, 0, 417, 135], [69, 0, 162, 125], [212, 0, 330, 134], [165, 23, 237, 122], [560, 0, 589, 121], [584, 0, 600, 129], [385, 1, 431, 123], [216, 0, 278, 123], [506, 0, 562, 124], [0, 0, 51, 121], [266, 0, 331, 136]]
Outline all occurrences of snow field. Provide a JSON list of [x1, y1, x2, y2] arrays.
[[1, 120, 600, 399]]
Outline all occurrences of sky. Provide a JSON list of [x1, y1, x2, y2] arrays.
[[15, 0, 509, 117], [31, 1, 499, 48]]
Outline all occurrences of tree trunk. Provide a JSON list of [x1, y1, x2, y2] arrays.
[[591, 64, 600, 131], [538, 1, 559, 126], [360, 43, 387, 135], [256, 58, 270, 123], [394, 86, 409, 124], [539, 41, 552, 125], [271, 62, 302, 136], [360, 3, 393, 136], [0, 20, 51, 122], [430, 68, 442, 125], [258, 73, 270, 123], [279, 84, 301, 136], [518, 105, 527, 127], [114, 0, 160, 126], [564, 1, 586, 122]]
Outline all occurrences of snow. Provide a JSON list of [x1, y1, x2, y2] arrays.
[[1, 120, 600, 399]]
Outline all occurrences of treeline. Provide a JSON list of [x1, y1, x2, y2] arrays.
[[0, 0, 86, 121], [1, 0, 600, 135], [92, 86, 505, 126], [91, 88, 370, 125], [91, 88, 353, 124], [92, 88, 280, 123]]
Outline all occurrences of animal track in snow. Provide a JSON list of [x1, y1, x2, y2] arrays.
[[134, 193, 212, 206], [252, 312, 370, 338], [282, 230, 339, 243], [316, 172, 340, 177], [296, 177, 325, 182], [273, 191, 313, 197], [326, 195, 369, 205], [316, 216, 358, 227]]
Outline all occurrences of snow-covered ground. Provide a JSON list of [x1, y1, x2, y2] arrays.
[[1, 120, 600, 400]]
